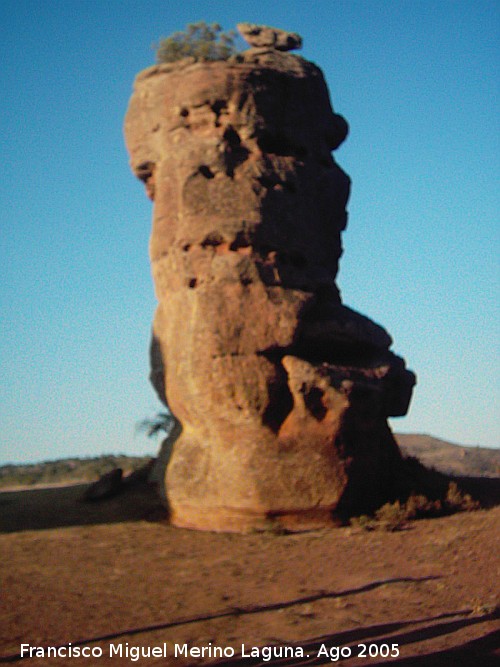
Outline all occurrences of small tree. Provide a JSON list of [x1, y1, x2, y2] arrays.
[[136, 411, 174, 438], [155, 21, 237, 64]]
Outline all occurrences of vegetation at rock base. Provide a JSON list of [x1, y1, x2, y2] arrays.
[[351, 482, 480, 532], [155, 22, 237, 64]]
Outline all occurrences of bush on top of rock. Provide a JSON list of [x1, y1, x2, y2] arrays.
[[155, 22, 237, 63]]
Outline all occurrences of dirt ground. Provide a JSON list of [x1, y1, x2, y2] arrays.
[[0, 480, 499, 666]]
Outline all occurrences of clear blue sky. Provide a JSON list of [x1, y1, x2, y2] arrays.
[[1, 1, 498, 464]]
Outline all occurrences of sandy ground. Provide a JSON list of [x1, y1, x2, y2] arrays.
[[0, 480, 499, 666]]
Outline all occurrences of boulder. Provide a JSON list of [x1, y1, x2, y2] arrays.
[[83, 468, 123, 502], [124, 38, 416, 531], [237, 23, 302, 51]]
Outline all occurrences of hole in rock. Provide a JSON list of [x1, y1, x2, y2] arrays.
[[198, 165, 215, 179], [229, 230, 253, 251], [302, 385, 327, 421], [222, 126, 250, 177], [188, 278, 197, 288], [261, 365, 294, 433], [211, 100, 227, 126], [135, 161, 155, 183], [223, 126, 241, 147], [179, 107, 189, 117], [201, 232, 225, 248]]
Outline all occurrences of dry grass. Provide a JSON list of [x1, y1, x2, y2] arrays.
[[351, 482, 481, 532]]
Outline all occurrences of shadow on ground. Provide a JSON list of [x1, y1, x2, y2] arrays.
[[0, 471, 498, 534], [0, 480, 166, 533], [198, 610, 500, 667], [0, 602, 497, 665], [200, 609, 499, 666]]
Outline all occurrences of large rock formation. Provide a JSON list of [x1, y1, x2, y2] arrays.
[[124, 28, 416, 532]]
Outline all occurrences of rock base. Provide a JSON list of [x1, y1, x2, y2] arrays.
[[169, 506, 342, 533]]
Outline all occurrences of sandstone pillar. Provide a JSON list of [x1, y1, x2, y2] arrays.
[[124, 34, 415, 531]]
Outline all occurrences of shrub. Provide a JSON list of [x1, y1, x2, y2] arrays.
[[155, 22, 237, 64], [136, 411, 174, 438], [350, 514, 376, 531], [405, 493, 442, 519], [374, 501, 409, 532], [445, 481, 480, 512], [350, 482, 480, 532]]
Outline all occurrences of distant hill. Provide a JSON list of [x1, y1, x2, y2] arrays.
[[0, 436, 498, 490], [0, 455, 151, 489], [396, 433, 500, 478]]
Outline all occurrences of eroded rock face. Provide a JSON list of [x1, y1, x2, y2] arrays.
[[124, 42, 416, 531]]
